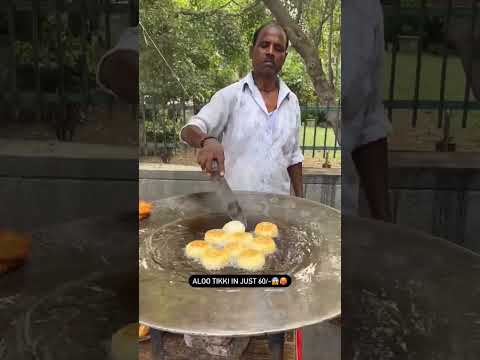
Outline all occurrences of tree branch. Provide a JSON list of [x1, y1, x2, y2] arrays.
[[262, 0, 335, 104], [296, 0, 304, 23], [179, 0, 261, 18], [313, 0, 335, 48]]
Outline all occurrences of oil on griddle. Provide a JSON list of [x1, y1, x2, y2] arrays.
[[147, 213, 322, 279]]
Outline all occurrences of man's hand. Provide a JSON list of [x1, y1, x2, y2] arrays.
[[197, 138, 225, 176]]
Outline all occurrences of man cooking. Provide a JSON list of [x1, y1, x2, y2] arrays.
[[180, 23, 304, 199], [179, 22, 302, 360]]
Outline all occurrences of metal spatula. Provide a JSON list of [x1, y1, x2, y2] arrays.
[[210, 160, 247, 226]]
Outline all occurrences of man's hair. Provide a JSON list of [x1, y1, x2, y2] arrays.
[[252, 22, 289, 49]]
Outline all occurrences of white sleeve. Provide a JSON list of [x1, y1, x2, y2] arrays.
[[341, 0, 391, 152], [289, 101, 305, 166], [96, 27, 138, 96], [341, 1, 374, 128], [179, 90, 230, 143], [359, 2, 391, 147]]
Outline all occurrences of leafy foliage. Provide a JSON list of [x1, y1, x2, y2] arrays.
[[14, 15, 97, 74], [139, 0, 340, 106]]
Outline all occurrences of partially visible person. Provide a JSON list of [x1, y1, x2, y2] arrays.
[[333, 2, 393, 360], [180, 22, 303, 360], [340, 0, 392, 222], [447, 4, 480, 101], [96, 27, 139, 104], [180, 23, 304, 199]]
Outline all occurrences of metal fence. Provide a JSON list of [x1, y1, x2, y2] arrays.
[[1, 0, 137, 141], [382, 0, 480, 150], [139, 96, 341, 163], [4, 1, 478, 153]]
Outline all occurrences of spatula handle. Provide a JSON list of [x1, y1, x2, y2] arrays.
[[211, 159, 219, 173]]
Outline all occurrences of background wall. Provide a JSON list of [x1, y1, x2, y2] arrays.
[[1, 141, 478, 254]]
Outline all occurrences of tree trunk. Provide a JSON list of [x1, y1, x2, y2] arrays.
[[262, 0, 335, 105]]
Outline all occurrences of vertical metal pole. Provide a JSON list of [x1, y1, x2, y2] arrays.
[[139, 93, 145, 155], [154, 100, 158, 155], [322, 106, 328, 159], [80, 0, 89, 115], [143, 101, 147, 155], [412, 0, 426, 127], [128, 0, 139, 129], [32, 0, 42, 122], [333, 41, 340, 158], [180, 99, 186, 153], [333, 102, 340, 159], [150, 328, 165, 359], [55, 0, 66, 140], [388, 0, 401, 122], [443, 109, 451, 150], [104, 0, 113, 124], [7, 0, 17, 118], [312, 105, 319, 158], [462, 1, 478, 128], [163, 107, 168, 154], [173, 102, 179, 155], [438, 0, 453, 128], [302, 115, 307, 155]]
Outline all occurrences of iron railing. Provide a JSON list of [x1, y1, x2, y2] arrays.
[[139, 95, 341, 162], [382, 0, 480, 134], [1, 0, 137, 140]]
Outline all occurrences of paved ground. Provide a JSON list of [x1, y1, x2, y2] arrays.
[[143, 147, 341, 169], [138, 325, 340, 360]]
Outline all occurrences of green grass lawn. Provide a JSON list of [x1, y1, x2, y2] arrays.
[[299, 125, 341, 164], [384, 51, 475, 101], [300, 125, 338, 148], [384, 51, 480, 127]]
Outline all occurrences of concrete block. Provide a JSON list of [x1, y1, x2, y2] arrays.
[[305, 183, 340, 209], [432, 190, 463, 244], [464, 191, 480, 253], [394, 190, 435, 234], [1, 178, 136, 231]]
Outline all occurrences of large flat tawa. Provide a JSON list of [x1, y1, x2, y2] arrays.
[[139, 192, 341, 336]]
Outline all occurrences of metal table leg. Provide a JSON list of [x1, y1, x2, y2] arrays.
[[267, 332, 285, 360], [150, 328, 166, 360]]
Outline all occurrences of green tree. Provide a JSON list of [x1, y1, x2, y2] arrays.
[[139, 0, 340, 106]]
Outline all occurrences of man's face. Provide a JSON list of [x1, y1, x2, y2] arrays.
[[250, 26, 288, 77]]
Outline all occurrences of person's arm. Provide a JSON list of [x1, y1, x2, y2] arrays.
[[352, 137, 391, 221], [447, 13, 480, 101], [179, 91, 229, 175], [287, 162, 303, 198], [181, 125, 225, 175], [181, 125, 209, 149], [99, 49, 138, 104], [96, 27, 138, 104], [353, 2, 392, 222]]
